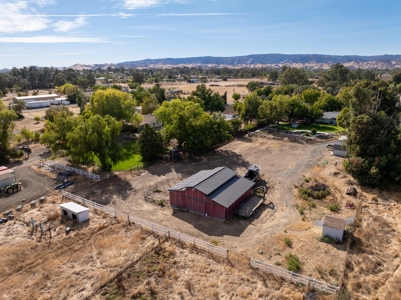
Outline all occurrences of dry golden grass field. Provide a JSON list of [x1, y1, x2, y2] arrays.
[[0, 198, 335, 300]]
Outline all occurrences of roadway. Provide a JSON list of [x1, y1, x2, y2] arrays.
[[0, 147, 54, 213]]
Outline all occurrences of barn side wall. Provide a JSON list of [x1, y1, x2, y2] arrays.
[[170, 187, 253, 220]]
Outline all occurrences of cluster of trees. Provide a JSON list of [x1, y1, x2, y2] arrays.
[[340, 82, 401, 186], [233, 84, 347, 125], [0, 102, 23, 162], [41, 89, 142, 170]]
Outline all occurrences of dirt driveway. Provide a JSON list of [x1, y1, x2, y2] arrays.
[[75, 136, 329, 256], [0, 147, 53, 213]]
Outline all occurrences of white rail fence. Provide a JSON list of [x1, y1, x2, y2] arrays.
[[45, 160, 100, 181], [127, 214, 228, 258], [250, 258, 339, 294], [60, 191, 339, 295], [61, 190, 116, 218]]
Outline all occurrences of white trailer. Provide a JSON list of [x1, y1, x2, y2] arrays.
[[61, 100, 70, 105], [26, 100, 51, 109]]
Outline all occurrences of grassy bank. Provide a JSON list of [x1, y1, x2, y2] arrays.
[[95, 141, 145, 171]]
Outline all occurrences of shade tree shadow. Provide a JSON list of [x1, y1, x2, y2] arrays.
[[71, 175, 133, 205]]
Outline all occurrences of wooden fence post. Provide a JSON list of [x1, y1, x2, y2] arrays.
[[249, 258, 253, 267]]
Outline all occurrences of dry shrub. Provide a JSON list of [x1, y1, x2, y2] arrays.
[[207, 289, 219, 299], [166, 245, 177, 257], [237, 286, 252, 298], [46, 211, 60, 222], [95, 235, 121, 251]]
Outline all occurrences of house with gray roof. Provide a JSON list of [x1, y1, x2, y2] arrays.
[[315, 111, 340, 125], [168, 167, 254, 220]]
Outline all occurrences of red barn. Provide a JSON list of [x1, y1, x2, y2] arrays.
[[169, 167, 254, 221]]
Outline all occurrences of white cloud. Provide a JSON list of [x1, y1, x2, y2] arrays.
[[0, 0, 52, 33], [123, 0, 161, 9], [122, 0, 186, 9], [0, 36, 108, 43], [54, 16, 87, 32]]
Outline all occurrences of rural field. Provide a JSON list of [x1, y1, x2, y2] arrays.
[[0, 199, 331, 300], [1, 133, 400, 299]]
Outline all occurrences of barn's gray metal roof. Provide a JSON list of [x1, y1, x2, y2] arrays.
[[168, 166, 254, 207], [196, 168, 236, 195], [208, 176, 254, 208], [168, 167, 225, 191]]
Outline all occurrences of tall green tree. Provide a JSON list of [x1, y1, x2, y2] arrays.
[[190, 84, 225, 112], [343, 85, 401, 186], [302, 88, 321, 105], [279, 67, 309, 86], [0, 106, 18, 163], [67, 115, 124, 171], [10, 98, 26, 115], [240, 93, 262, 122], [268, 70, 279, 83], [138, 124, 167, 161], [88, 88, 142, 126], [148, 84, 166, 104], [141, 95, 160, 115], [318, 63, 351, 95], [154, 100, 230, 153]]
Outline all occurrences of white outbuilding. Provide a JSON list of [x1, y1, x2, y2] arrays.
[[333, 135, 347, 158], [323, 215, 346, 243], [60, 202, 89, 223]]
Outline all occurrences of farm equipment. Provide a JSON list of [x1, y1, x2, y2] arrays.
[[169, 148, 181, 162], [345, 201, 356, 209], [0, 167, 22, 194], [244, 164, 260, 182]]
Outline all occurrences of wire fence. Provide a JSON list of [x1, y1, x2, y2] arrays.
[[39, 160, 100, 181], [127, 214, 228, 258], [250, 258, 339, 294], [60, 190, 339, 295], [61, 190, 116, 218], [143, 174, 182, 198]]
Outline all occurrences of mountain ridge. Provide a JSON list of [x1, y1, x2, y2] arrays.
[[66, 53, 401, 70]]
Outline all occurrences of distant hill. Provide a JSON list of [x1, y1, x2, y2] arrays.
[[0, 68, 11, 73], [67, 53, 401, 70]]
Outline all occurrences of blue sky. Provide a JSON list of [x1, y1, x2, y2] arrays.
[[1, 0, 401, 68]]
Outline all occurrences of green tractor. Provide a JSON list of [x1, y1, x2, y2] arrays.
[[0, 167, 22, 194]]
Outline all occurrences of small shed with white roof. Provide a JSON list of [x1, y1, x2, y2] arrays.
[[60, 202, 89, 222]]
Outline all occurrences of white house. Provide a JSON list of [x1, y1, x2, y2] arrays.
[[333, 135, 347, 157], [60, 202, 89, 223], [323, 215, 346, 243], [315, 111, 340, 125], [137, 115, 162, 132]]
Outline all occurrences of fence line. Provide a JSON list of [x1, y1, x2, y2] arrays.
[[60, 190, 339, 294], [127, 214, 228, 258], [44, 160, 100, 181], [250, 259, 339, 294], [143, 174, 181, 197], [127, 214, 338, 294], [61, 190, 116, 218]]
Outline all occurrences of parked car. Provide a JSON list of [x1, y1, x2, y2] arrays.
[[315, 133, 329, 139]]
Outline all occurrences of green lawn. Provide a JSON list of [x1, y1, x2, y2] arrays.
[[95, 141, 145, 171], [272, 123, 344, 133]]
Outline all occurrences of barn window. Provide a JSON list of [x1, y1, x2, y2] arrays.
[[72, 213, 77, 220], [63, 209, 68, 216]]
